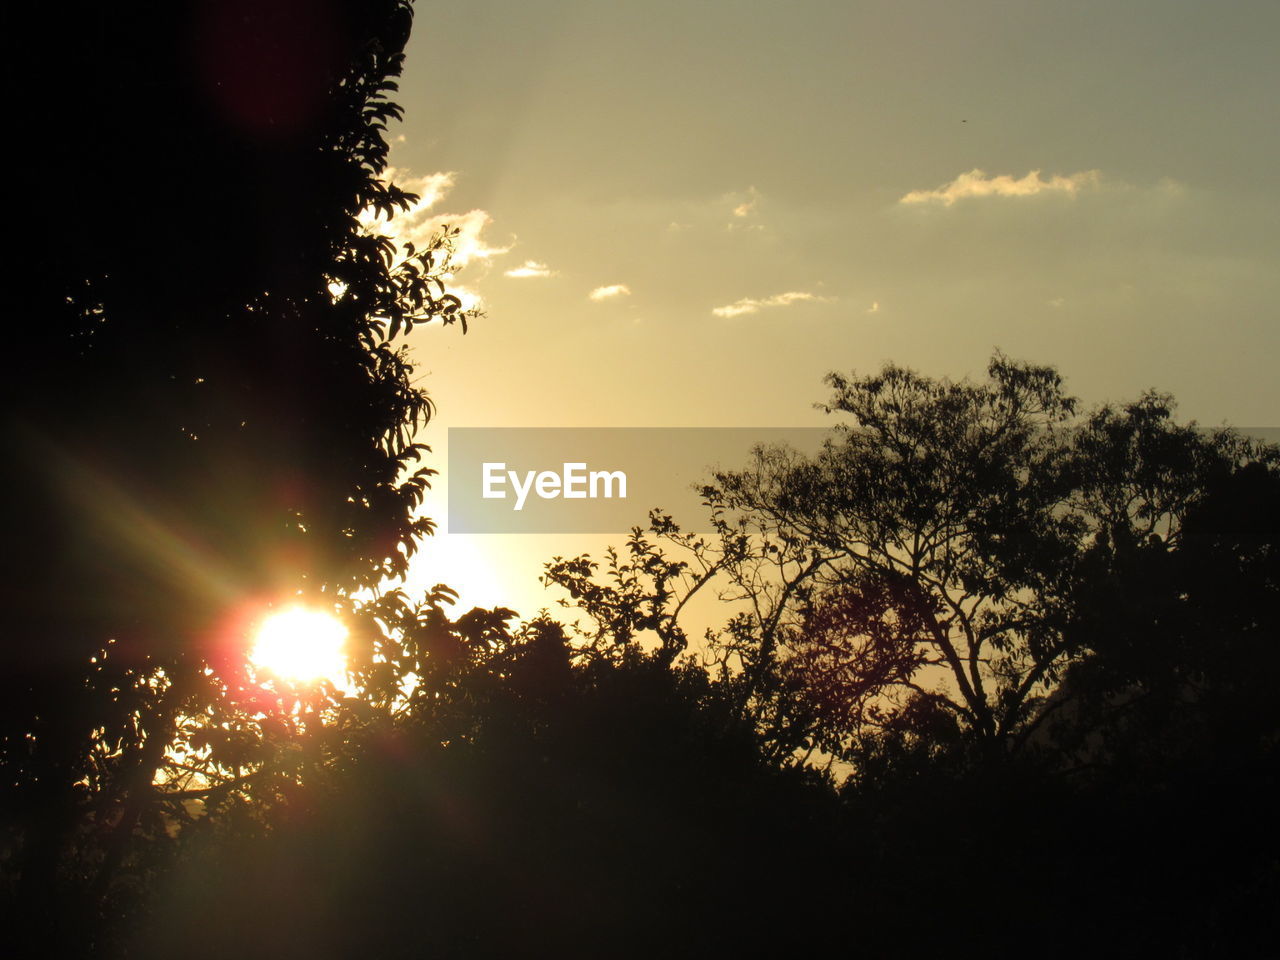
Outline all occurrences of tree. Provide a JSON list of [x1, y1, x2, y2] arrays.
[[130, 601, 842, 959], [1040, 455, 1280, 780], [1, 1, 476, 943], [539, 354, 1280, 954], [546, 354, 1274, 772]]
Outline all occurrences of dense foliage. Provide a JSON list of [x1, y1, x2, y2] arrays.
[[2, 1, 475, 950]]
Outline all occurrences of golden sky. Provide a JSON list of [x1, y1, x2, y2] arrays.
[[376, 0, 1280, 616]]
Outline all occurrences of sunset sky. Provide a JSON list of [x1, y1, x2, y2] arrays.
[[376, 0, 1280, 615]]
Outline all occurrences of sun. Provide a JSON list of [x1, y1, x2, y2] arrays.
[[249, 606, 349, 686]]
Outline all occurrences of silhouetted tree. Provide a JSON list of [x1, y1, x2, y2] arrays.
[[547, 355, 1280, 955], [1041, 457, 1280, 779], [1, 1, 475, 947], [547, 355, 1275, 771], [132, 600, 841, 959]]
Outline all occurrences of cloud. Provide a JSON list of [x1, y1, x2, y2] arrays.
[[867, 301, 880, 314], [711, 290, 832, 319], [446, 285, 483, 313], [371, 167, 456, 216], [504, 260, 555, 279], [431, 209, 512, 268], [732, 186, 761, 218], [357, 168, 511, 270], [589, 284, 631, 301], [900, 168, 1101, 206], [725, 186, 767, 231]]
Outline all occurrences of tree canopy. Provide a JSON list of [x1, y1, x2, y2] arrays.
[[2, 1, 479, 946], [547, 353, 1278, 774], [539, 354, 1280, 955]]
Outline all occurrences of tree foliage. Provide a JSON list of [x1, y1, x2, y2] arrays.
[[1, 1, 479, 943], [547, 353, 1277, 773], [538, 354, 1280, 955]]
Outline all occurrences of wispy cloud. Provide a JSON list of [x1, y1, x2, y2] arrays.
[[711, 291, 832, 319], [359, 168, 453, 226], [432, 209, 512, 268], [446, 284, 483, 313], [505, 260, 555, 279], [732, 185, 761, 218], [589, 284, 631, 301], [866, 301, 880, 314], [900, 168, 1101, 206], [725, 186, 767, 232], [357, 168, 511, 270]]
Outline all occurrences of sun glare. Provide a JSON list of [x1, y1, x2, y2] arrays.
[[249, 606, 349, 686]]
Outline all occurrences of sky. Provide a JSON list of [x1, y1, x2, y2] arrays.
[[373, 0, 1280, 617]]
